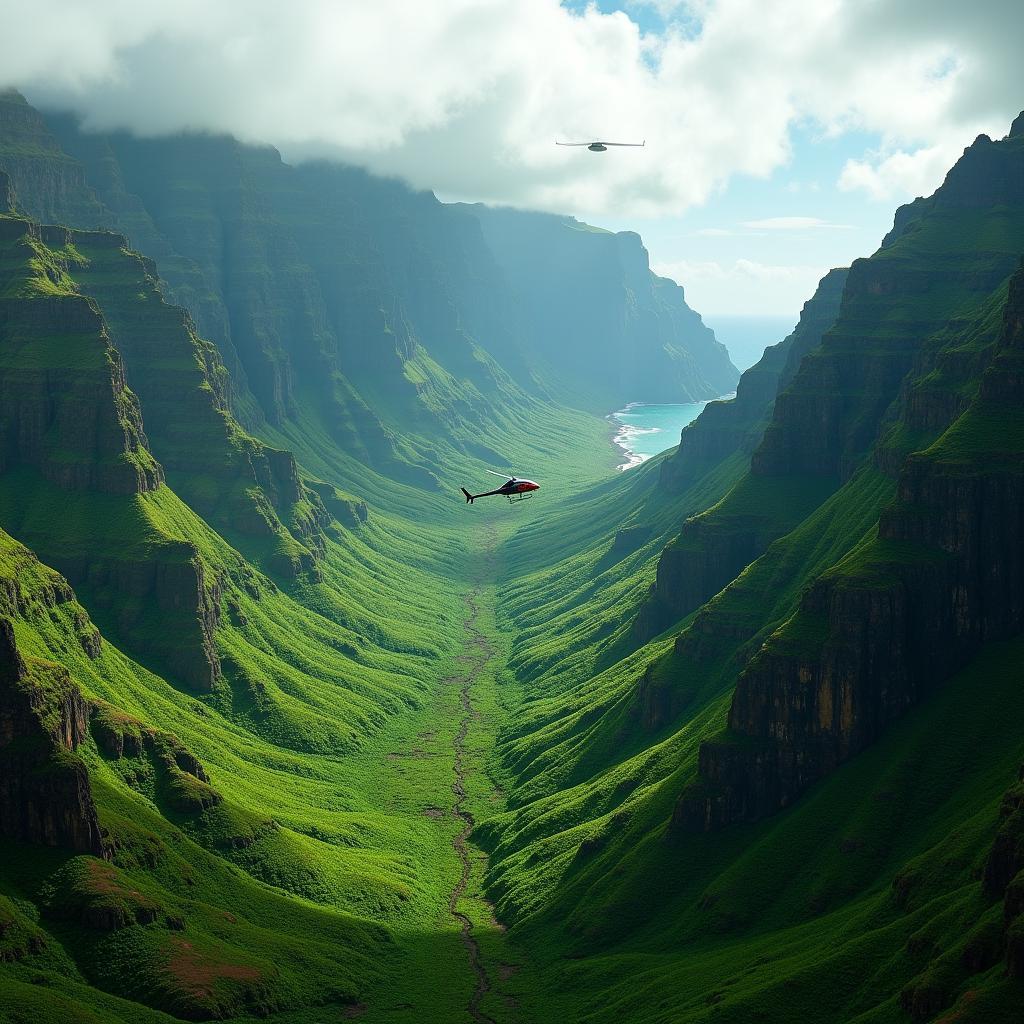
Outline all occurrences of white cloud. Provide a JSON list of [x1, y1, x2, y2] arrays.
[[837, 142, 967, 201], [0, 0, 1021, 217], [740, 216, 851, 230], [655, 257, 828, 314]]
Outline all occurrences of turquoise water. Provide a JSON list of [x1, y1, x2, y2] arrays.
[[611, 401, 721, 469]]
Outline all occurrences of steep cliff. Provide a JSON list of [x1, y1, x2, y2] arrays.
[[57, 225, 332, 577], [0, 218, 161, 495], [755, 126, 1024, 481], [659, 268, 848, 494], [636, 118, 1024, 644], [677, 261, 1024, 831], [0, 168, 13, 213], [0, 90, 111, 229], [0, 618, 103, 856], [0, 216, 224, 691], [467, 205, 738, 407]]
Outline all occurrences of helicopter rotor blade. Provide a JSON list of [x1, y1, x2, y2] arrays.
[[485, 469, 515, 478]]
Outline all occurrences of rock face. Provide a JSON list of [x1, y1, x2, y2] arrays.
[[755, 130, 1024, 483], [0, 216, 224, 691], [660, 268, 848, 494], [466, 206, 738, 406], [0, 168, 13, 213], [0, 219, 162, 495], [58, 542, 224, 693], [0, 90, 112, 229], [0, 618, 104, 855], [634, 270, 848, 642], [638, 115, 1024, 648], [57, 226, 332, 577], [675, 264, 1024, 831], [91, 700, 221, 814]]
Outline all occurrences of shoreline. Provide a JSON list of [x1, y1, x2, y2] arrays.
[[609, 395, 735, 471]]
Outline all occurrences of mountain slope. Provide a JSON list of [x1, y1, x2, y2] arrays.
[[1, 80, 1023, 1024], [466, 204, 737, 407], [0, 90, 735, 502], [477, 111, 1024, 1024]]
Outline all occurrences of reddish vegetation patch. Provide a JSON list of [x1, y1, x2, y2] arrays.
[[84, 861, 123, 894], [343, 1003, 368, 1018], [497, 962, 520, 981], [165, 937, 262, 997], [423, 806, 445, 819]]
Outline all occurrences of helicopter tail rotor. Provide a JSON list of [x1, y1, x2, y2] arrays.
[[461, 487, 474, 504]]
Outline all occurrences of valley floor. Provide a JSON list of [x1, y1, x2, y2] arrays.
[[353, 527, 530, 1024]]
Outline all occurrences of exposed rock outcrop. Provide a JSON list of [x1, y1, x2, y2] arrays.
[[0, 618, 104, 855], [0, 528, 102, 658], [62, 226, 333, 575], [91, 700, 222, 813], [660, 268, 848, 494], [676, 263, 1024, 832], [0, 167, 13, 213], [0, 218, 162, 495], [0, 90, 112, 229], [469, 205, 738, 406], [59, 543, 223, 693]]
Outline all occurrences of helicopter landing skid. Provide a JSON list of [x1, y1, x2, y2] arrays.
[[508, 493, 533, 504]]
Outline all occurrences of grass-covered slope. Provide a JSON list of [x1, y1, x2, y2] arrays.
[[0, 525, 394, 1022], [0, 192, 557, 1020], [1, 80, 1022, 1024], [637, 117, 1024, 641], [0, 92, 735, 504], [476, 113, 1024, 1024]]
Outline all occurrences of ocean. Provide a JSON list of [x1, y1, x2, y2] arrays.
[[610, 317, 795, 470], [703, 314, 797, 371], [611, 401, 722, 469]]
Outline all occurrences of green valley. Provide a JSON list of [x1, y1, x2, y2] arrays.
[[0, 75, 1022, 1024]]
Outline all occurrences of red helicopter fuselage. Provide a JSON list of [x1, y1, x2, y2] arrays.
[[461, 478, 540, 504]]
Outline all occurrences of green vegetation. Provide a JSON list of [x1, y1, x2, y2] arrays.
[[1, 92, 1023, 1024]]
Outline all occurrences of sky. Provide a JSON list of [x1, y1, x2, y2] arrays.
[[2, 0, 1022, 317]]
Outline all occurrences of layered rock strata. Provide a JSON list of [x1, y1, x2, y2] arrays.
[[0, 618, 104, 855]]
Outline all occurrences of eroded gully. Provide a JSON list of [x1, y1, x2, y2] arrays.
[[446, 581, 499, 1024]]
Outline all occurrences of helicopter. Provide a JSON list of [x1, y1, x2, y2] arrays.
[[461, 471, 540, 505], [555, 139, 645, 153]]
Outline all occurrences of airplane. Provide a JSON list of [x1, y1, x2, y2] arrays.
[[461, 471, 540, 505], [555, 139, 645, 153]]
